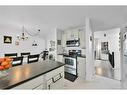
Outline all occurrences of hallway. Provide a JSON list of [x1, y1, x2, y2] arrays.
[[94, 60, 121, 80]]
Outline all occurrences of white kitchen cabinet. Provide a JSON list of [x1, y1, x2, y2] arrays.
[[33, 83, 45, 90], [66, 30, 72, 40], [62, 27, 85, 48], [57, 55, 63, 63], [44, 66, 64, 89], [62, 32, 66, 47], [11, 75, 44, 90], [72, 29, 79, 39], [46, 72, 64, 89], [11, 66, 64, 90], [65, 29, 79, 40], [79, 29, 85, 49], [77, 57, 86, 79]]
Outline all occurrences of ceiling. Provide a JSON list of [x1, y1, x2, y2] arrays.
[[0, 6, 127, 38]]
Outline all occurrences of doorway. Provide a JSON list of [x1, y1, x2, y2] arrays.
[[94, 29, 121, 81]]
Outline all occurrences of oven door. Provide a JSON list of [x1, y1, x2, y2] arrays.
[[64, 66, 76, 75], [64, 57, 76, 69]]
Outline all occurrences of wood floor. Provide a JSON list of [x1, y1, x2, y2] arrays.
[[94, 60, 121, 80]]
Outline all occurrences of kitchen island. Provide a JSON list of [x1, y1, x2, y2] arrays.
[[0, 60, 65, 90]]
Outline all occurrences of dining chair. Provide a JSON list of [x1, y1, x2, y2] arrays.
[[21, 52, 30, 63], [27, 54, 40, 63], [5, 53, 17, 58], [21, 52, 30, 57], [12, 56, 23, 67]]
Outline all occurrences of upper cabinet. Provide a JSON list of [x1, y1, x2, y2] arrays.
[[79, 28, 86, 49], [62, 31, 67, 47], [65, 29, 79, 40], [62, 27, 85, 48]]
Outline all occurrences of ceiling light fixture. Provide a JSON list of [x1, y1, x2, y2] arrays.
[[17, 26, 28, 41]]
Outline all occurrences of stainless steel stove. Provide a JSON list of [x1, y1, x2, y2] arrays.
[[64, 50, 81, 82]]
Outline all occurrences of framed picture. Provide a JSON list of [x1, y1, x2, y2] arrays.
[[4, 36, 12, 44], [57, 40, 61, 45], [50, 40, 55, 47]]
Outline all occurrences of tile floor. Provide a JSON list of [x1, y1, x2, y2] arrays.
[[63, 75, 121, 89]]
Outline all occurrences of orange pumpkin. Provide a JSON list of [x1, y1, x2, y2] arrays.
[[5, 58, 12, 62], [1, 61, 9, 66], [0, 58, 5, 63], [4, 64, 10, 69], [0, 66, 4, 70]]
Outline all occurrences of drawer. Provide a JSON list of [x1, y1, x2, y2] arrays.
[[12, 75, 44, 89], [45, 66, 64, 80], [33, 83, 45, 90], [46, 72, 64, 89]]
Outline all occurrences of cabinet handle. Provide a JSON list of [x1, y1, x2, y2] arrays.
[[52, 73, 62, 83], [48, 85, 50, 90]]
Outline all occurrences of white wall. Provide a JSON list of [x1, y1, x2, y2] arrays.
[[121, 27, 127, 88], [85, 18, 94, 80], [45, 28, 57, 60], [0, 26, 45, 57]]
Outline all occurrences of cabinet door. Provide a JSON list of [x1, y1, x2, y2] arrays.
[[62, 32, 66, 47], [47, 72, 64, 90], [44, 66, 64, 89], [45, 66, 64, 80], [79, 30, 85, 49], [11, 75, 44, 89], [49, 78, 64, 89], [77, 57, 86, 79], [66, 31, 72, 40], [72, 29, 79, 39], [33, 84, 45, 90]]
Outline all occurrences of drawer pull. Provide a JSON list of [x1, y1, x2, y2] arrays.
[[52, 73, 62, 83]]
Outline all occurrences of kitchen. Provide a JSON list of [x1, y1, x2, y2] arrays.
[[0, 6, 90, 89], [0, 6, 127, 90], [56, 26, 86, 81], [0, 26, 87, 90]]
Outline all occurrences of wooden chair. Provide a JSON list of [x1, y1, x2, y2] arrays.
[[12, 56, 23, 67], [5, 53, 17, 58], [21, 52, 30, 57], [27, 54, 40, 63]]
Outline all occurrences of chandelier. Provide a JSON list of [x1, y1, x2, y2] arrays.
[[17, 26, 28, 41]]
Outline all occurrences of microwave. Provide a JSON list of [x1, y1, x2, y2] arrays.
[[66, 39, 80, 47]]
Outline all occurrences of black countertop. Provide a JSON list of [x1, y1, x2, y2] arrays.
[[0, 60, 65, 89]]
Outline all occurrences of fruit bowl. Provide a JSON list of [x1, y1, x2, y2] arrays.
[[0, 57, 12, 77]]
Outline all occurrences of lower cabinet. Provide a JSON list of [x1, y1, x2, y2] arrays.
[[11, 75, 44, 90], [77, 57, 86, 79], [46, 73, 64, 89], [33, 83, 45, 90], [11, 66, 64, 90], [45, 66, 64, 89]]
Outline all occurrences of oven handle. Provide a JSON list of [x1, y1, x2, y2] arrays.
[[64, 57, 76, 59]]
